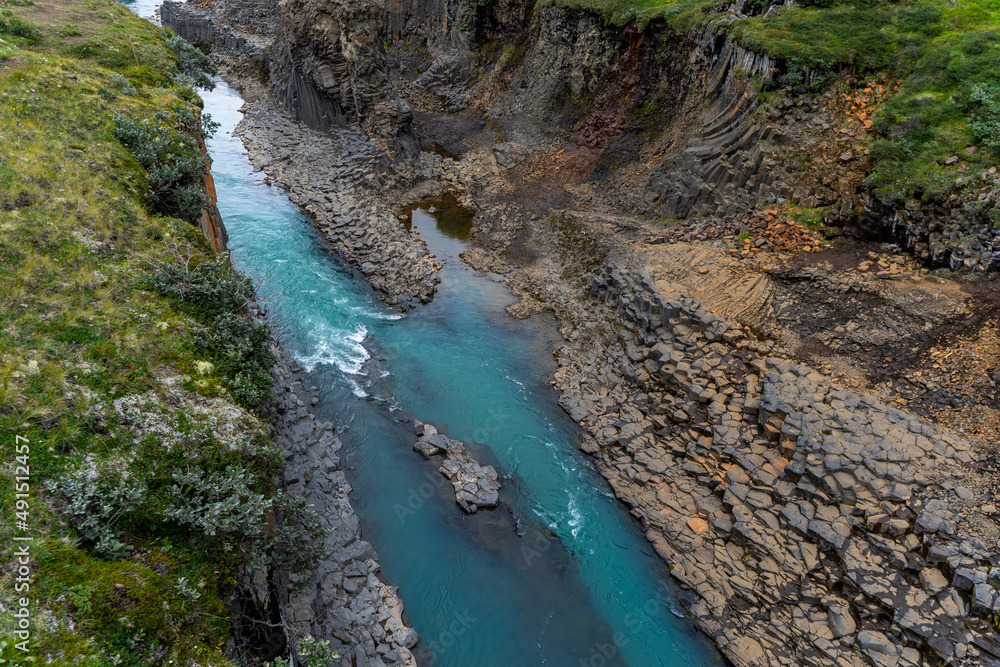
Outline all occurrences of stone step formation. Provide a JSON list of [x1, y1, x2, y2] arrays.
[[267, 336, 419, 667], [557, 267, 1000, 667]]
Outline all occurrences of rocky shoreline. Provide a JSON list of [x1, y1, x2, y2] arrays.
[[265, 326, 419, 666], [554, 266, 999, 667], [234, 101, 446, 309]]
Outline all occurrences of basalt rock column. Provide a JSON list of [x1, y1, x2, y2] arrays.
[[272, 0, 419, 160]]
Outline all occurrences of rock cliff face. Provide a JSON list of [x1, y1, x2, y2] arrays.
[[461, 5, 836, 221], [163, 0, 418, 159], [424, 0, 999, 272], [271, 0, 418, 158], [200, 143, 229, 253], [162, 1, 1000, 665]]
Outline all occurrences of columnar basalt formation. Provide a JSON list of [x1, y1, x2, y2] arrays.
[[272, 0, 418, 156], [412, 421, 501, 513], [269, 344, 419, 666], [160, 1, 1000, 664], [163, 0, 445, 307], [556, 267, 999, 667]]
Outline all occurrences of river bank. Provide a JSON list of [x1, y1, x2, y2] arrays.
[[158, 1, 1000, 666], [191, 74, 422, 665]]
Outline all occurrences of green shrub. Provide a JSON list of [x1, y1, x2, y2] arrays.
[[0, 8, 39, 43], [969, 83, 1000, 152], [275, 636, 341, 667], [48, 468, 148, 560], [149, 258, 276, 412], [166, 35, 217, 90], [164, 466, 270, 537], [165, 467, 328, 572], [114, 104, 219, 225]]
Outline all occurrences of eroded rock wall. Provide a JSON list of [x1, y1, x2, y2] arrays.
[[163, 0, 418, 159], [272, 0, 418, 157]]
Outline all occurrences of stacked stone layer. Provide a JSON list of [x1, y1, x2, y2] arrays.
[[269, 343, 418, 667], [558, 267, 999, 667]]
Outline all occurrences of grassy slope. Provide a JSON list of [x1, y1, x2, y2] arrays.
[[541, 0, 1000, 209], [0, 2, 277, 665]]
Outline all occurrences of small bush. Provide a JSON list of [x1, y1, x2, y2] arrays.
[[149, 258, 276, 412], [969, 84, 1000, 152], [110, 73, 138, 95], [48, 469, 148, 560], [114, 105, 218, 225], [165, 467, 328, 572], [167, 35, 217, 90], [269, 496, 330, 574], [164, 466, 270, 537], [275, 636, 341, 667]]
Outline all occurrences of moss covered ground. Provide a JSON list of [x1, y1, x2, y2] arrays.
[[0, 1, 296, 665]]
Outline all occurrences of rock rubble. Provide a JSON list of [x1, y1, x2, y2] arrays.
[[268, 337, 418, 666], [235, 103, 444, 308]]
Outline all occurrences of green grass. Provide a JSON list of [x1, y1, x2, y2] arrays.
[[0, 7, 39, 42], [0, 2, 291, 665], [537, 0, 720, 33], [730, 0, 1000, 204]]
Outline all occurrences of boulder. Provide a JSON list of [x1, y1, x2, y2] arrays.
[[827, 604, 857, 639], [919, 568, 948, 594]]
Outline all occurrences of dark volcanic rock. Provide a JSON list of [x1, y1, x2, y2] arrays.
[[412, 421, 501, 513]]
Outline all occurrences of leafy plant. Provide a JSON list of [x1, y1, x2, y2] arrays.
[[148, 258, 276, 412], [174, 576, 202, 602], [274, 635, 341, 667], [969, 83, 1000, 152], [110, 72, 138, 95], [48, 469, 148, 560], [114, 104, 218, 225], [164, 466, 271, 537], [165, 467, 328, 572], [166, 35, 217, 90]]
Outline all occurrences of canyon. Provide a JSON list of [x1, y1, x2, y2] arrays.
[[156, 0, 1000, 665], [1, 0, 998, 666]]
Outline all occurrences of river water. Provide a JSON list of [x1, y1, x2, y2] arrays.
[[122, 2, 722, 664]]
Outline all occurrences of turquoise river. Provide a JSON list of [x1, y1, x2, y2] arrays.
[[125, 3, 723, 665]]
